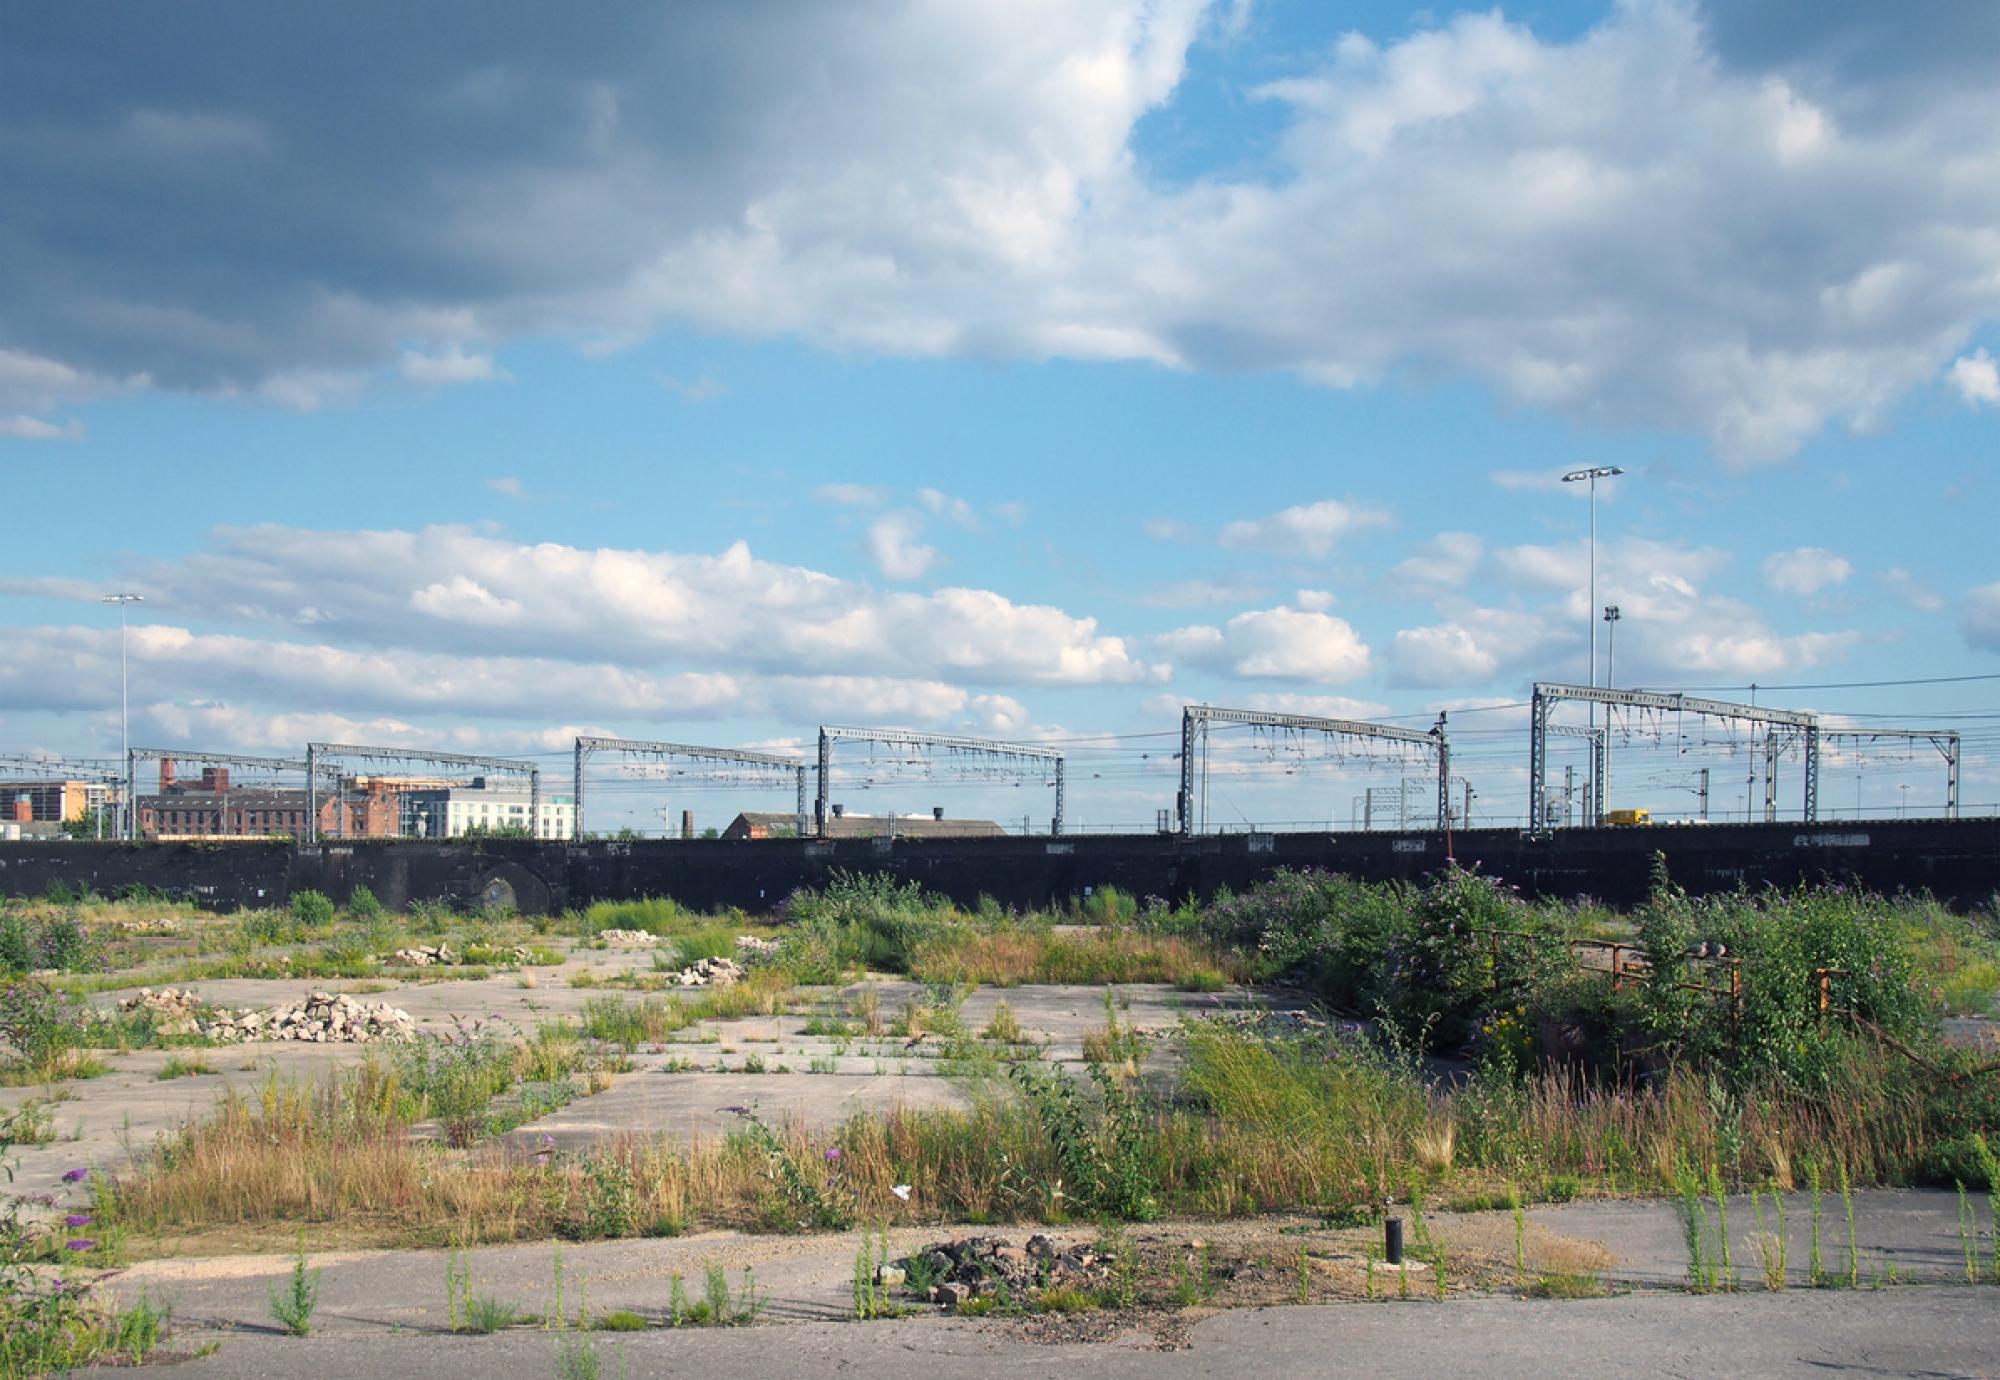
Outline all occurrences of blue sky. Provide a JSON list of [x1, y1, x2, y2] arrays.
[[2, 1, 1997, 832]]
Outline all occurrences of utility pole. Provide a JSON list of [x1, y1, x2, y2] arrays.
[[101, 593, 143, 838], [1601, 604, 1621, 813], [1562, 465, 1624, 811], [1698, 767, 1709, 822]]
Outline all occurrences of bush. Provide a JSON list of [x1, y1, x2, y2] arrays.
[[0, 909, 99, 975], [778, 871, 958, 976], [290, 890, 336, 930], [347, 886, 383, 920]]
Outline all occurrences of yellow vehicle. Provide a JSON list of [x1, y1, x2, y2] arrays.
[[1605, 807, 1651, 827]]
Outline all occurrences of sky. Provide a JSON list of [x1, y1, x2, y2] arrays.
[[2, 0, 1997, 834]]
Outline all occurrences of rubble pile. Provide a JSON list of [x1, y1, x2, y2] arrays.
[[597, 929, 658, 947], [886, 1235, 1115, 1311], [667, 955, 743, 988], [105, 917, 183, 936], [116, 987, 208, 1035], [208, 991, 417, 1044], [734, 935, 781, 960], [391, 943, 456, 966]]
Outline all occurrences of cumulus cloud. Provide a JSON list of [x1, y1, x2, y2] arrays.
[[9, 3, 1998, 457], [1761, 546, 1853, 597], [1948, 349, 2000, 407], [0, 414, 83, 441], [1159, 606, 1372, 682], [1217, 500, 1390, 558], [399, 344, 508, 386], [117, 524, 1165, 689], [1965, 582, 2000, 653], [865, 512, 939, 581]]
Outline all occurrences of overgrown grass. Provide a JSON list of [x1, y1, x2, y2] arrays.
[[909, 928, 1244, 987]]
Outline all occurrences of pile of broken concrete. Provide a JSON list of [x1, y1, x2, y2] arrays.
[[734, 935, 780, 960], [665, 955, 743, 988], [116, 986, 416, 1044], [103, 917, 183, 936], [210, 991, 417, 1043], [391, 943, 456, 966], [596, 928, 658, 947], [886, 1234, 1115, 1310]]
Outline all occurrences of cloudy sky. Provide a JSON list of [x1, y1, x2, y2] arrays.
[[3, 0, 1996, 831]]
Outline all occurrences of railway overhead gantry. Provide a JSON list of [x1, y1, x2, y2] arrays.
[[572, 736, 809, 838], [814, 726, 1065, 837], [1177, 705, 1450, 836]]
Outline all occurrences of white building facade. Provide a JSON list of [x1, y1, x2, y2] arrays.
[[399, 778, 575, 840]]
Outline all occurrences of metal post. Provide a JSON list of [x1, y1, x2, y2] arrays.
[[1564, 764, 1574, 827], [1052, 758, 1065, 836], [795, 766, 810, 839], [815, 727, 831, 837], [1943, 735, 1961, 819], [573, 738, 587, 838], [1591, 731, 1606, 827], [1763, 734, 1779, 823], [1698, 767, 1709, 822], [529, 768, 542, 839], [1177, 708, 1197, 838], [1527, 686, 1548, 831], [1433, 712, 1450, 832], [1802, 725, 1820, 822], [125, 747, 136, 842], [1363, 787, 1374, 831], [305, 743, 319, 843]]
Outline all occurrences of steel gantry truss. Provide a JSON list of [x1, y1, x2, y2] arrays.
[[572, 736, 809, 838], [304, 743, 539, 843], [1529, 683, 1819, 830], [1178, 705, 1449, 837], [1820, 727, 1961, 819], [1545, 725, 1606, 827], [815, 726, 1065, 837], [123, 747, 328, 841]]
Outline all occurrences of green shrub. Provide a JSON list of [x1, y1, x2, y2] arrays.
[[347, 886, 383, 920], [290, 890, 336, 930]]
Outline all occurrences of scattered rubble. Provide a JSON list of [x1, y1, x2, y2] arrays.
[[116, 987, 416, 1043], [734, 935, 781, 960], [597, 929, 658, 947], [667, 956, 743, 988], [888, 1235, 1115, 1310], [209, 991, 417, 1044], [116, 987, 208, 1035], [103, 917, 183, 936], [391, 943, 456, 967]]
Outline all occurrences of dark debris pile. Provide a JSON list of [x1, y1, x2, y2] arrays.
[[887, 1234, 1116, 1310]]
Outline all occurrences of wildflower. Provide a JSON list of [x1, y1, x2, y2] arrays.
[[66, 1239, 97, 1252], [824, 1147, 842, 1162], [65, 1214, 93, 1229], [62, 1167, 88, 1184]]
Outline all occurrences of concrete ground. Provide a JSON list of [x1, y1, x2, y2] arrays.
[[0, 973, 1272, 1204], [84, 1191, 2000, 1379]]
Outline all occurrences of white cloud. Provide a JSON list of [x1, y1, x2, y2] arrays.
[[126, 524, 1166, 689], [1390, 624, 1499, 687], [1217, 500, 1390, 558], [1388, 532, 1483, 592], [813, 483, 887, 507], [1143, 517, 1195, 542], [399, 344, 508, 386], [1293, 588, 1335, 612], [11, 5, 2000, 459], [1761, 546, 1853, 597], [916, 488, 981, 529], [1160, 606, 1372, 682], [1965, 582, 2000, 653], [661, 373, 727, 402], [1948, 349, 2000, 407], [0, 415, 84, 441], [967, 693, 1031, 734], [865, 512, 939, 581], [1881, 567, 1946, 614], [485, 476, 525, 499], [1240, 691, 1390, 720], [1136, 574, 1267, 609]]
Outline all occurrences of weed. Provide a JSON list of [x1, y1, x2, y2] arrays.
[[1958, 1182, 1979, 1284], [1674, 1168, 1713, 1292], [853, 1226, 895, 1320], [114, 1286, 171, 1362], [983, 1001, 1024, 1044], [1807, 1160, 1825, 1285], [1840, 1163, 1859, 1288], [157, 1053, 216, 1079], [1512, 1191, 1527, 1293], [1750, 1185, 1787, 1290], [467, 1294, 523, 1334], [1036, 1286, 1095, 1313], [1708, 1164, 1734, 1289], [553, 1332, 600, 1380], [595, 1309, 647, 1332], [267, 1230, 321, 1336]]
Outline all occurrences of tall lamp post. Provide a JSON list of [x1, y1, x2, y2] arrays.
[[1602, 604, 1621, 815], [100, 593, 143, 839], [1561, 466, 1622, 823]]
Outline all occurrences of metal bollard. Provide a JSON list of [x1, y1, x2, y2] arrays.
[[1385, 1217, 1404, 1267]]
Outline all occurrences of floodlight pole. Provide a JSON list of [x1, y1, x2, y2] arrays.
[[1560, 467, 1622, 819], [101, 593, 143, 837]]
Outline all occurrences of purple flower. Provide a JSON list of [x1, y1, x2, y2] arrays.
[[540, 1134, 556, 1148], [66, 1239, 97, 1252], [61, 1167, 88, 1184], [824, 1148, 841, 1162], [65, 1214, 93, 1228]]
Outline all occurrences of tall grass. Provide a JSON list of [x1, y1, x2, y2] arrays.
[[909, 928, 1243, 987]]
